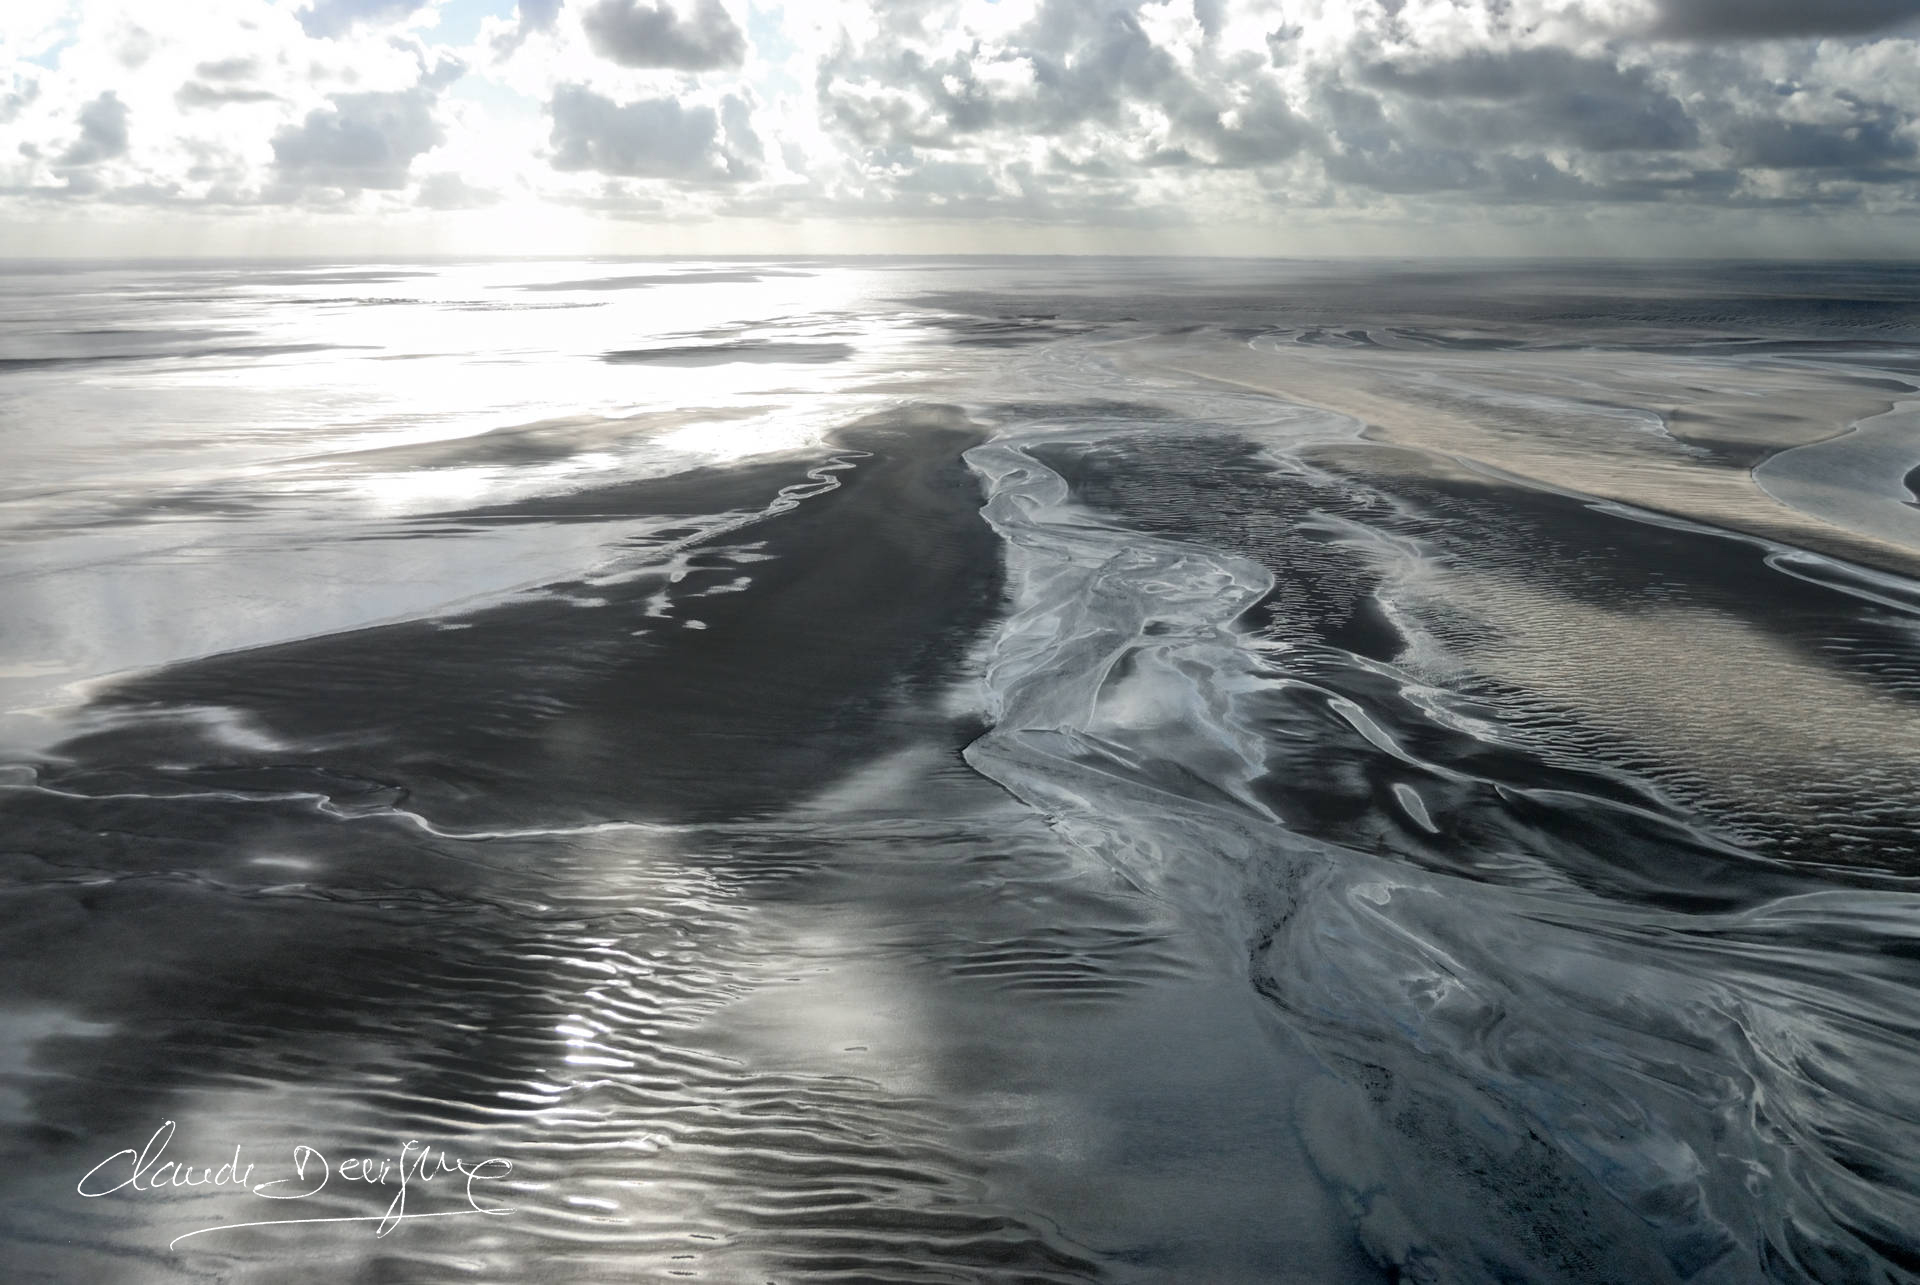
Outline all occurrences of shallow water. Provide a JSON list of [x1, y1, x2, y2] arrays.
[[2, 258, 1918, 1282]]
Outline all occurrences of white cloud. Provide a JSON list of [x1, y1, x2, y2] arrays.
[[579, 0, 746, 70], [57, 88, 124, 165], [546, 82, 757, 180], [271, 87, 445, 192], [0, 0, 1916, 253], [295, 0, 434, 41]]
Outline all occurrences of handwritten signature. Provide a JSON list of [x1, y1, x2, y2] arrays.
[[78, 1120, 513, 1251]]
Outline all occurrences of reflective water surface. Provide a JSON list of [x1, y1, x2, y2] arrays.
[[2, 258, 1919, 1282]]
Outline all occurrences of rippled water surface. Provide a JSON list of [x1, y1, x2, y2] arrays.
[[2, 257, 1919, 1283]]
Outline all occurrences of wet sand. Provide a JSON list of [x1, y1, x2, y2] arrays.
[[0, 399, 1381, 1284], [1141, 333, 1920, 581], [7, 258, 1920, 1283], [53, 406, 1000, 829]]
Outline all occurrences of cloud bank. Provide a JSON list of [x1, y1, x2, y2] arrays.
[[1, 0, 1916, 254]]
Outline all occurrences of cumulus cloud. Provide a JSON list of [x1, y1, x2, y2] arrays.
[[547, 83, 757, 179], [580, 0, 746, 70], [59, 92, 128, 167], [817, 0, 1306, 186], [1358, 49, 1699, 152], [840, 5, 1182, 144], [272, 84, 447, 191], [1201, 84, 1312, 164], [1725, 109, 1918, 176], [4, 0, 1920, 247], [494, 0, 565, 55]]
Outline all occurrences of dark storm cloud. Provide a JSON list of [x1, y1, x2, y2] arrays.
[[1364, 47, 1629, 102], [1725, 111, 1919, 176], [271, 89, 445, 190], [1648, 0, 1920, 39], [1311, 58, 1751, 205], [59, 92, 128, 167], [800, 0, 1920, 224], [1201, 84, 1312, 164], [1360, 48, 1698, 151], [1025, 1, 1188, 125], [580, 0, 746, 70], [1315, 73, 1499, 195], [547, 85, 758, 180], [1301, 30, 1920, 208], [295, 0, 432, 39], [1322, 129, 1744, 204]]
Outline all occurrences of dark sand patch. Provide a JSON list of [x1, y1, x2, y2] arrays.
[[0, 344, 346, 373], [0, 406, 1018, 1266], [603, 340, 854, 366], [59, 404, 1001, 828], [912, 315, 1096, 347]]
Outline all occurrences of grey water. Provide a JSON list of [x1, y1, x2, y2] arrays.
[[2, 256, 1919, 1283]]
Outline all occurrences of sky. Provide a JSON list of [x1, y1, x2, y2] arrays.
[[2, 0, 1919, 257]]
